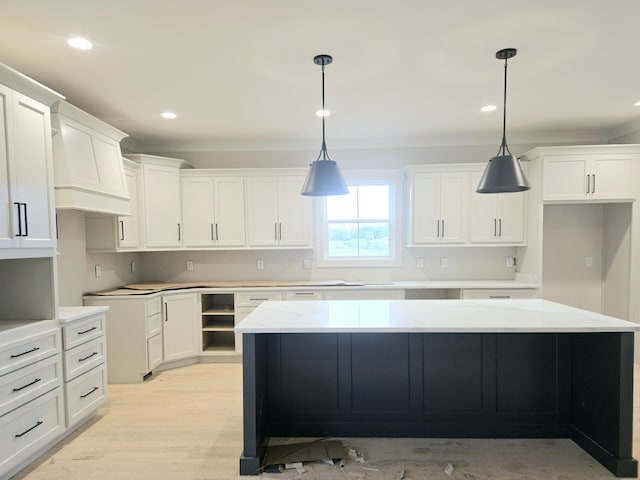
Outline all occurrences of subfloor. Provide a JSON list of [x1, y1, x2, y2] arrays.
[[11, 363, 640, 480]]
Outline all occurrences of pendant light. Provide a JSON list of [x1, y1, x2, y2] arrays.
[[476, 48, 530, 193], [301, 54, 349, 196]]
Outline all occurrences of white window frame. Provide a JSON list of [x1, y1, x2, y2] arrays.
[[315, 169, 403, 268]]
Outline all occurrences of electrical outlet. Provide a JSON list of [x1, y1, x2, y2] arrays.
[[416, 257, 424, 268], [585, 256, 593, 267], [186, 260, 194, 271], [506, 257, 514, 268], [440, 257, 448, 268], [303, 258, 312, 269], [130, 261, 136, 273], [257, 259, 264, 270], [94, 265, 102, 278]]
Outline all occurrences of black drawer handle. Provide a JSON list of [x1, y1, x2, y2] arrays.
[[249, 298, 269, 302], [15, 420, 43, 438], [79, 352, 98, 362], [80, 386, 99, 399], [10, 347, 40, 358], [78, 326, 98, 335], [13, 378, 42, 392]]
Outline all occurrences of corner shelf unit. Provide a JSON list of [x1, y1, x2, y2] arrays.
[[200, 293, 236, 353]]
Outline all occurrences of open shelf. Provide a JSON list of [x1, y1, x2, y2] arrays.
[[201, 294, 236, 353]]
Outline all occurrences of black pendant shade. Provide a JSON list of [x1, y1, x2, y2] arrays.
[[476, 154, 530, 193], [301, 54, 349, 196], [477, 48, 531, 194]]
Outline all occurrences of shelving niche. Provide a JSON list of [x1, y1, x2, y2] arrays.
[[201, 293, 235, 353]]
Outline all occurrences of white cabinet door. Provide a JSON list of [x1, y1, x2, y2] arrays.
[[118, 164, 139, 248], [181, 176, 215, 247], [439, 173, 467, 243], [470, 172, 524, 244], [11, 91, 55, 248], [590, 156, 634, 200], [411, 172, 466, 244], [276, 176, 311, 246], [411, 173, 440, 244], [0, 84, 14, 249], [213, 176, 246, 246], [542, 157, 589, 201], [497, 192, 525, 243], [246, 177, 279, 246], [162, 293, 198, 362], [470, 172, 499, 243], [142, 164, 182, 248]]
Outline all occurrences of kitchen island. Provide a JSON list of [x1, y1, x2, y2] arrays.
[[235, 299, 639, 477]]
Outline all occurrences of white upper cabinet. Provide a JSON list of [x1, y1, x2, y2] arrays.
[[470, 171, 525, 244], [410, 171, 467, 244], [51, 101, 130, 216], [85, 159, 140, 252], [127, 154, 190, 249], [246, 175, 311, 247], [539, 151, 637, 202], [0, 79, 59, 255], [181, 173, 245, 248]]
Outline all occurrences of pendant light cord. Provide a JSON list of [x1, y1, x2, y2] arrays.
[[497, 56, 512, 157], [317, 62, 330, 161]]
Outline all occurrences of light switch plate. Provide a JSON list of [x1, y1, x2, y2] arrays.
[[94, 265, 102, 278], [416, 257, 424, 268], [440, 257, 448, 268], [186, 261, 194, 271], [303, 258, 312, 269], [257, 259, 264, 270]]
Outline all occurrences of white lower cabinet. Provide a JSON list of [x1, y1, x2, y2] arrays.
[[323, 289, 405, 300], [61, 311, 107, 428], [162, 293, 198, 363], [83, 295, 162, 384], [0, 387, 64, 474], [0, 321, 63, 478], [461, 289, 538, 299]]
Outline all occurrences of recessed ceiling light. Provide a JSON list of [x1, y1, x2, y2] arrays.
[[67, 37, 92, 50], [635, 101, 640, 107], [161, 112, 177, 119], [480, 105, 497, 112], [316, 110, 331, 117]]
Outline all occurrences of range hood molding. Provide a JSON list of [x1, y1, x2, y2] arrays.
[[51, 101, 131, 216]]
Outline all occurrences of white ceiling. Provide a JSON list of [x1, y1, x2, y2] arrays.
[[2, 0, 640, 153]]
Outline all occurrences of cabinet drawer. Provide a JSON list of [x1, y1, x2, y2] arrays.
[[323, 289, 405, 300], [0, 355, 62, 418], [461, 289, 538, 299], [147, 297, 162, 316], [0, 329, 60, 378], [147, 334, 163, 372], [146, 313, 162, 338], [0, 387, 64, 473], [65, 365, 107, 428], [235, 292, 283, 307], [284, 290, 324, 301], [62, 313, 105, 350], [63, 336, 106, 381]]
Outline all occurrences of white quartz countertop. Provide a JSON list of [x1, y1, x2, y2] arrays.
[[58, 305, 109, 324], [234, 299, 640, 333]]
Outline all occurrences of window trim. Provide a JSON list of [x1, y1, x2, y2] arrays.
[[315, 169, 403, 268]]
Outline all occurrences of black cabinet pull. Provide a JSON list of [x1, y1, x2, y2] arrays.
[[442, 219, 445, 237], [12, 378, 41, 392], [14, 202, 23, 236], [78, 326, 97, 335], [499, 219, 502, 237], [592, 174, 596, 193], [164, 303, 168, 321], [436, 220, 440, 238], [210, 223, 214, 241], [80, 386, 99, 399], [15, 420, 43, 438], [10, 346, 39, 358], [120, 220, 125, 240], [493, 218, 497, 236], [279, 223, 282, 240], [177, 223, 181, 241], [274, 223, 278, 240], [215, 223, 219, 241], [79, 352, 98, 362], [586, 174, 590, 194]]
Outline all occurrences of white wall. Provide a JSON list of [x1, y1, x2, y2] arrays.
[[542, 204, 605, 313], [56, 210, 140, 303]]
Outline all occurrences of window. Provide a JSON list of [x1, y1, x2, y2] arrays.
[[316, 170, 402, 267]]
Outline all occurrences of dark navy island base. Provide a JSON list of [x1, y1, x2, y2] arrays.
[[239, 331, 637, 477]]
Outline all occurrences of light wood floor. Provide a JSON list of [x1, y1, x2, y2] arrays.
[[11, 363, 640, 479]]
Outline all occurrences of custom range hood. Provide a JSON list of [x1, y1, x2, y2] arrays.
[[51, 101, 131, 216]]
